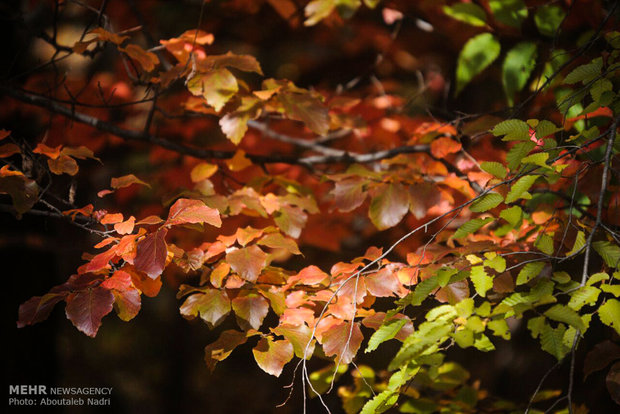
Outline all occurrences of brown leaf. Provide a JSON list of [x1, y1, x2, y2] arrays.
[[226, 245, 267, 283], [365, 267, 403, 297], [252, 338, 294, 377], [257, 232, 302, 255], [112, 289, 141, 322], [408, 182, 441, 220], [316, 318, 363, 364], [435, 280, 470, 304], [607, 361, 620, 405], [121, 44, 159, 72], [0, 174, 39, 215], [65, 287, 115, 337], [331, 177, 367, 213], [232, 293, 269, 330], [278, 91, 329, 136], [584, 340, 620, 379], [134, 228, 168, 279], [111, 174, 150, 189], [369, 183, 409, 230], [0, 143, 20, 158], [166, 198, 222, 228], [204, 330, 248, 372]]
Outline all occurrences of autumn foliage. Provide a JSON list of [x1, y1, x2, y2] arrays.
[[3, 0, 620, 412]]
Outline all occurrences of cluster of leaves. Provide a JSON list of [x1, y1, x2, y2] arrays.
[[3, 0, 620, 413]]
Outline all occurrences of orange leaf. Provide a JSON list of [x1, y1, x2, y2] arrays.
[[430, 136, 462, 159], [180, 289, 231, 328], [232, 293, 269, 330], [0, 143, 20, 158], [121, 44, 159, 72], [252, 338, 294, 377], [289, 265, 329, 286], [166, 198, 222, 227], [47, 155, 79, 176], [227, 149, 252, 171], [114, 216, 136, 235], [191, 162, 218, 182], [226, 245, 267, 283], [33, 143, 62, 159], [111, 174, 150, 189], [100, 213, 124, 224]]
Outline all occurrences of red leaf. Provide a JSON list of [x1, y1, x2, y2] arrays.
[[134, 228, 168, 279], [430, 136, 462, 159], [65, 287, 114, 337], [101, 270, 133, 291], [316, 318, 363, 364], [204, 330, 248, 372], [226, 245, 267, 283], [331, 177, 367, 212], [180, 289, 231, 328], [0, 143, 21, 158], [232, 293, 269, 330], [17, 293, 66, 328], [166, 198, 222, 228], [365, 267, 403, 297], [408, 182, 441, 220], [369, 183, 409, 230], [252, 338, 294, 377], [112, 289, 141, 321]]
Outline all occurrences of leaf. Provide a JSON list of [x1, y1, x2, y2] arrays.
[[454, 217, 493, 239], [318, 320, 363, 364], [252, 338, 294, 377], [65, 287, 115, 337], [278, 91, 329, 136], [166, 198, 222, 228], [502, 42, 537, 105], [365, 318, 407, 353], [114, 216, 135, 235], [408, 182, 441, 219], [226, 245, 268, 283], [111, 174, 150, 189], [191, 163, 218, 182], [111, 289, 141, 322], [204, 330, 248, 372], [442, 3, 487, 27], [187, 68, 238, 112], [360, 390, 398, 414], [304, 0, 336, 26], [470, 192, 504, 213], [535, 234, 554, 256], [505, 174, 538, 203], [480, 161, 507, 179], [593, 241, 620, 268], [410, 276, 439, 306], [598, 299, 620, 335], [274, 204, 307, 238], [470, 266, 493, 297], [456, 33, 501, 95], [500, 205, 523, 227], [534, 5, 566, 37], [368, 183, 409, 230], [273, 323, 315, 359], [232, 293, 269, 330], [516, 261, 545, 285], [122, 44, 159, 71], [289, 265, 329, 285], [202, 51, 263, 75], [544, 304, 586, 331], [488, 0, 527, 28], [430, 137, 462, 159], [521, 152, 550, 168], [607, 361, 620, 405], [0, 143, 21, 158], [257, 232, 301, 255], [365, 268, 402, 297], [180, 289, 231, 328], [0, 174, 39, 215], [535, 120, 560, 139], [583, 340, 620, 379], [227, 149, 253, 171], [17, 293, 66, 328], [540, 322, 569, 360], [507, 141, 536, 170], [134, 228, 168, 279], [492, 119, 530, 141], [331, 177, 367, 212], [564, 58, 602, 84]]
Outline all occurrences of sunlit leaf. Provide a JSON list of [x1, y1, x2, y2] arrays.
[[252, 338, 294, 377], [456, 33, 501, 95], [65, 287, 115, 337]]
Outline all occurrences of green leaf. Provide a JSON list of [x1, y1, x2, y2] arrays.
[[534, 5, 566, 37], [492, 119, 530, 141], [500, 205, 523, 227], [488, 319, 511, 340], [489, 0, 527, 28], [480, 161, 507, 179], [516, 262, 545, 285], [566, 231, 585, 257], [600, 284, 620, 297], [502, 42, 537, 105], [365, 318, 408, 353], [453, 328, 474, 348], [360, 390, 398, 414], [587, 272, 610, 286], [527, 315, 546, 338], [598, 299, 620, 335], [568, 286, 600, 311], [593, 241, 620, 268], [564, 58, 602, 84], [544, 304, 586, 331], [590, 78, 613, 103], [410, 276, 439, 306], [470, 192, 504, 213], [455, 33, 501, 95], [535, 120, 560, 139], [470, 266, 493, 297], [484, 254, 506, 273], [521, 152, 550, 168], [443, 3, 487, 27], [454, 217, 493, 239], [474, 333, 495, 351], [540, 322, 569, 360], [507, 141, 536, 170], [535, 234, 555, 256], [505, 175, 539, 203]]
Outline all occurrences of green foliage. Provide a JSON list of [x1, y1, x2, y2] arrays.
[[442, 3, 487, 27], [456, 33, 501, 95], [502, 42, 538, 105]]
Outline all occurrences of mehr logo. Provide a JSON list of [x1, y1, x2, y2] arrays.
[[9, 385, 47, 395]]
